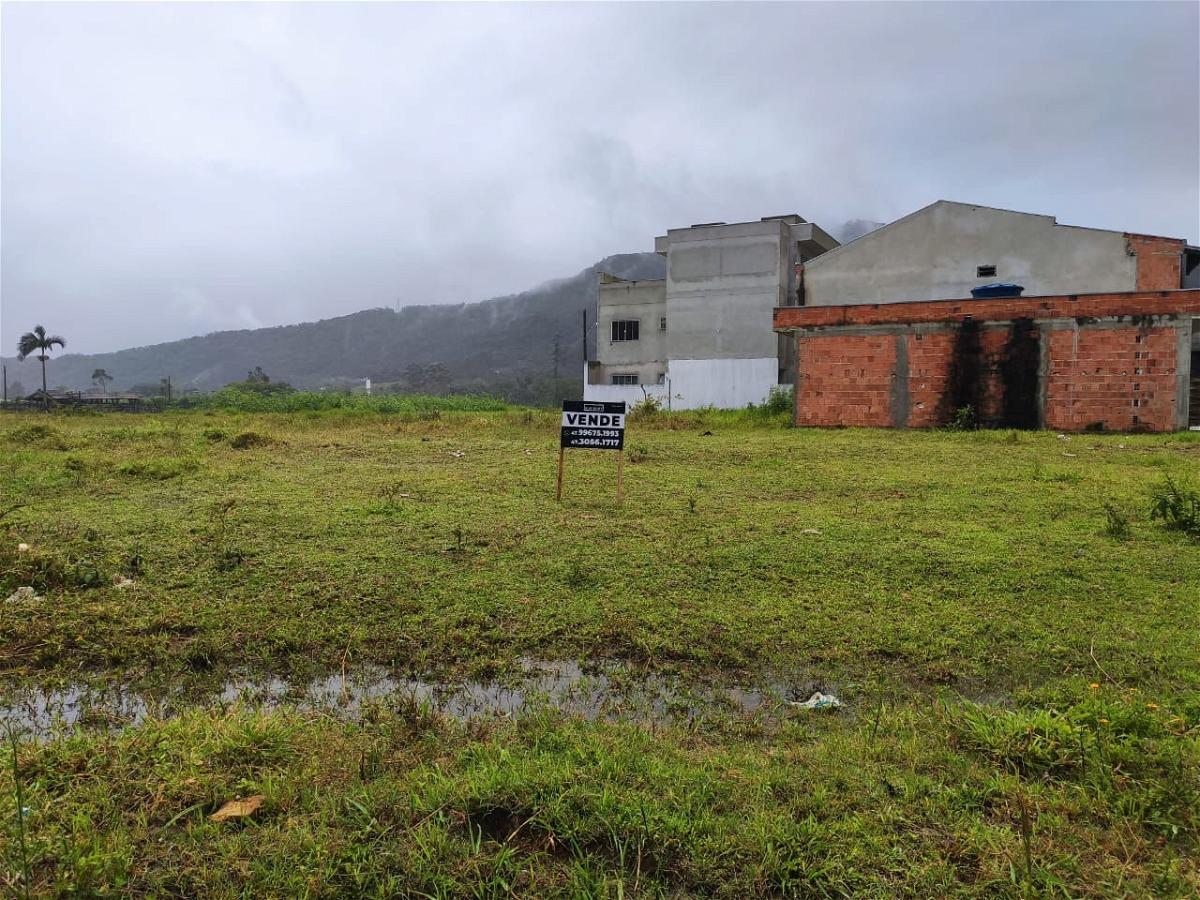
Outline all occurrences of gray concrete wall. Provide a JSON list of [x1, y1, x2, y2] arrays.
[[663, 219, 791, 360], [594, 278, 667, 367], [590, 216, 839, 405], [804, 201, 1139, 306], [587, 360, 665, 387]]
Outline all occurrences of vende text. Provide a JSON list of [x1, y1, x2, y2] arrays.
[[562, 412, 625, 428]]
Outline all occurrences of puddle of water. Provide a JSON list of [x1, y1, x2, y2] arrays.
[[1, 659, 811, 739]]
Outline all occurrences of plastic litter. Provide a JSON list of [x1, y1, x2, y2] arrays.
[[5, 586, 41, 604], [790, 691, 841, 710]]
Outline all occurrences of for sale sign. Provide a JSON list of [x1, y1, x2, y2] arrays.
[[560, 400, 626, 450]]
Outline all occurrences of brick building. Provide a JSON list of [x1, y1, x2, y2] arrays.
[[774, 205, 1200, 432]]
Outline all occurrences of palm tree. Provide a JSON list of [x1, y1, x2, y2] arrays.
[[91, 368, 113, 395], [17, 325, 66, 407]]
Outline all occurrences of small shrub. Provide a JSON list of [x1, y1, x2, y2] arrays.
[[1101, 503, 1132, 540], [629, 393, 663, 420], [117, 457, 193, 480], [124, 546, 145, 577], [201, 427, 228, 442], [230, 431, 275, 450], [5, 423, 69, 449], [627, 444, 649, 463], [761, 386, 793, 416], [215, 548, 245, 571], [944, 405, 978, 431], [1149, 477, 1200, 536]]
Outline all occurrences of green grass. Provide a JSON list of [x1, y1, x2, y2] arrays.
[[1, 409, 1198, 895], [194, 388, 510, 414]]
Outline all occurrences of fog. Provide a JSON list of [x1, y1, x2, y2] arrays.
[[2, 1, 1197, 353]]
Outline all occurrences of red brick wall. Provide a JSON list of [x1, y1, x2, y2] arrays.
[[1044, 325, 1179, 431], [778, 290, 1200, 432], [1126, 234, 1184, 291], [905, 331, 955, 428], [795, 334, 895, 427]]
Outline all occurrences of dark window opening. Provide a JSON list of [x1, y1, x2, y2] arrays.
[[659, 316, 667, 332], [977, 265, 997, 278], [611, 320, 639, 342], [611, 374, 638, 385]]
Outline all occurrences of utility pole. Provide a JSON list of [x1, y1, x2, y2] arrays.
[[2, 363, 6, 404], [581, 309, 588, 401], [551, 332, 562, 405]]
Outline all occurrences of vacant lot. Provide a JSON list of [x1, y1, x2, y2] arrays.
[[2, 409, 1198, 896]]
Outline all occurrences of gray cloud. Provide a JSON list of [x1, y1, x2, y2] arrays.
[[3, 1, 1197, 353]]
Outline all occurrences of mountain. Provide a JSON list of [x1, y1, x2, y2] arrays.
[[2, 217, 886, 404], [2, 252, 666, 404]]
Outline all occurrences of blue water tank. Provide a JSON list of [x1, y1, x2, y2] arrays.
[[971, 283, 1024, 299]]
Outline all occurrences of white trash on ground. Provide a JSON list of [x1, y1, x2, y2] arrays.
[[789, 691, 841, 710]]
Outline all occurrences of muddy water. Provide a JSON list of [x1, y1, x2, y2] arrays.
[[1, 659, 821, 738]]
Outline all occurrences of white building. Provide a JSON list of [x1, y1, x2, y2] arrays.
[[584, 214, 839, 409]]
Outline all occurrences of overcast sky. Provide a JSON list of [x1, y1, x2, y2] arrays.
[[3, 1, 1198, 355]]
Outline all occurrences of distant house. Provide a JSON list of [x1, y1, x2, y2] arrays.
[[585, 214, 841, 409], [773, 201, 1200, 432], [21, 388, 145, 409], [23, 388, 81, 404], [797, 200, 1200, 306]]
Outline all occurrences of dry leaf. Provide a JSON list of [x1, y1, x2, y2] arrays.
[[210, 795, 264, 822]]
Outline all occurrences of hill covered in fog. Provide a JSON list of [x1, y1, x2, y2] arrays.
[[2, 252, 666, 404], [2, 218, 884, 404]]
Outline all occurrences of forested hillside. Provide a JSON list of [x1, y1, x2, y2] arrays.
[[2, 253, 665, 404], [3, 219, 881, 404]]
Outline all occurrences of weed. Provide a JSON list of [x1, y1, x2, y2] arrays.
[[945, 405, 978, 431], [63, 455, 87, 481], [117, 457, 194, 480], [201, 427, 227, 442], [5, 423, 68, 449], [627, 444, 650, 463], [746, 386, 793, 419], [1149, 476, 1200, 536], [230, 431, 275, 450], [123, 545, 145, 577], [629, 392, 663, 420], [5, 724, 30, 900], [1101, 503, 1132, 540]]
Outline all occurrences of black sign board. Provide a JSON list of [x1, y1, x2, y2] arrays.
[[560, 400, 626, 450]]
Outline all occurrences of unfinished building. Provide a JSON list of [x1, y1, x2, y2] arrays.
[[585, 215, 839, 409], [775, 202, 1200, 431]]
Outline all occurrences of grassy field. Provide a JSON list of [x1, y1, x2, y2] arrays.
[[1, 408, 1198, 896]]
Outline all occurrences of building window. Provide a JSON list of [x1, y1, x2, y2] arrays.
[[976, 265, 996, 278], [659, 316, 667, 332], [611, 320, 639, 342], [612, 374, 638, 385], [656, 372, 665, 384]]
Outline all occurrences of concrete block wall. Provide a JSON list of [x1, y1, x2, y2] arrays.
[[1044, 326, 1179, 431], [776, 290, 1200, 432]]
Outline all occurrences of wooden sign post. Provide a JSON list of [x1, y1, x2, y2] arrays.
[[558, 400, 627, 503]]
